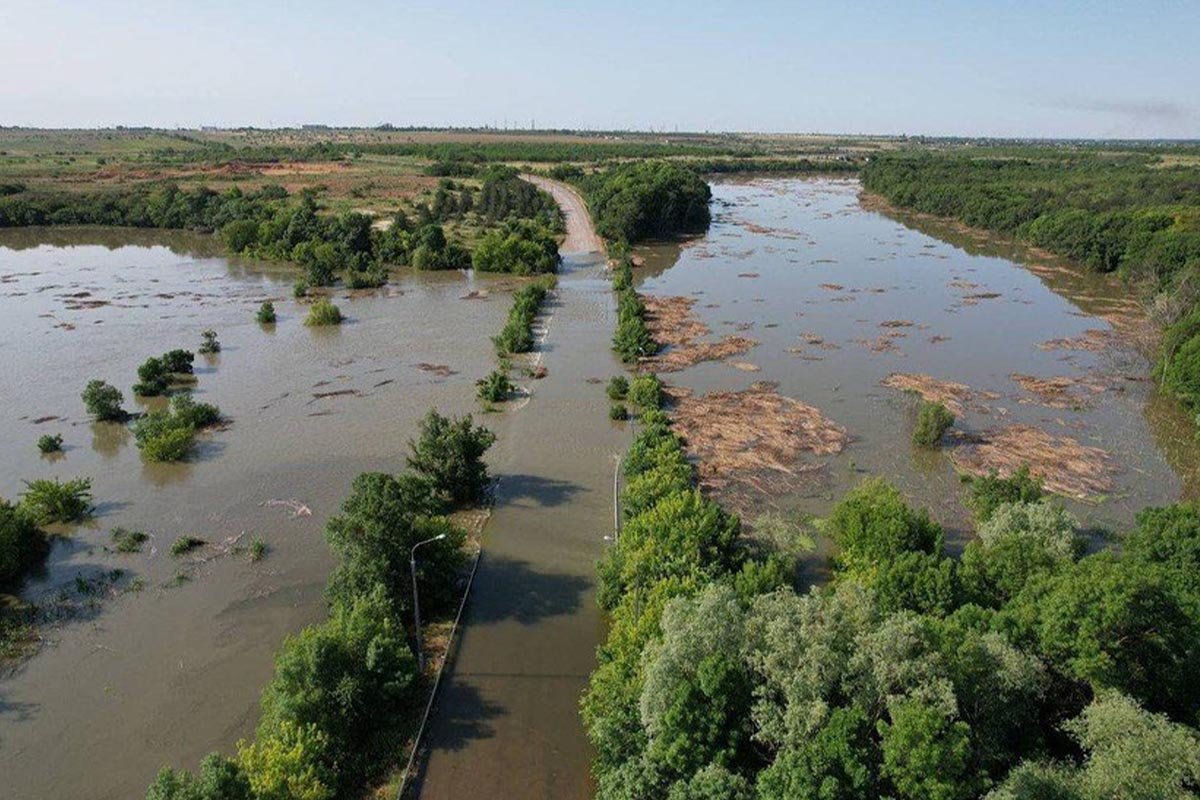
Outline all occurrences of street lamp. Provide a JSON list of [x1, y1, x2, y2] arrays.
[[411, 533, 447, 672]]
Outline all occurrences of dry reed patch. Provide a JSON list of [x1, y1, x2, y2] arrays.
[[1010, 373, 1106, 410], [881, 373, 977, 416], [949, 425, 1116, 499], [1038, 329, 1110, 352], [666, 382, 848, 503], [641, 293, 758, 372]]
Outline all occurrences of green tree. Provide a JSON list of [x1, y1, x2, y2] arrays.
[[878, 699, 977, 800], [82, 379, 127, 421], [405, 410, 496, 505], [827, 479, 943, 577]]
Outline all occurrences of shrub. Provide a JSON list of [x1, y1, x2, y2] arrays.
[[610, 403, 629, 421], [406, 410, 496, 505], [199, 329, 221, 354], [476, 370, 512, 403], [237, 721, 333, 800], [0, 499, 44, 587], [138, 423, 196, 462], [628, 373, 663, 410], [170, 394, 221, 428], [304, 299, 343, 326], [37, 433, 63, 454], [170, 535, 205, 556], [82, 379, 127, 421], [256, 301, 277, 324], [293, 280, 308, 298], [912, 400, 955, 446], [20, 477, 93, 524], [607, 375, 629, 400], [134, 356, 170, 396], [967, 466, 1044, 522], [111, 527, 149, 553], [249, 536, 267, 562], [146, 753, 252, 800], [161, 349, 195, 374]]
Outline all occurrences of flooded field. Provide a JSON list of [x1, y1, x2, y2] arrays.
[[0, 228, 512, 800], [634, 177, 1200, 545]]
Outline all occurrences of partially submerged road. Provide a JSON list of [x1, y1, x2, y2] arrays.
[[411, 179, 620, 798]]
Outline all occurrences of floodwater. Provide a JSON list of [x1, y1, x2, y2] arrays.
[[0, 228, 513, 800], [633, 177, 1199, 545]]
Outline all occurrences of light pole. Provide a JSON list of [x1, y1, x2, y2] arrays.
[[411, 533, 447, 672]]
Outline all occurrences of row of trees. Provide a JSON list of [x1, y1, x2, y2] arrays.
[[147, 410, 496, 800], [587, 393, 1200, 798]]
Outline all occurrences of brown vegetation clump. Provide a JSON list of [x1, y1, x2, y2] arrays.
[[1037, 329, 1110, 352], [881, 373, 976, 416], [640, 294, 758, 372], [666, 382, 848, 505], [1010, 373, 1106, 409], [949, 424, 1117, 499]]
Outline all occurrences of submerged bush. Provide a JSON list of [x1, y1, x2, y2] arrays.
[[609, 402, 630, 421], [199, 329, 221, 354], [912, 400, 955, 446], [134, 356, 170, 396], [0, 499, 44, 587], [256, 301, 276, 324], [170, 535, 206, 556], [20, 477, 93, 524], [293, 280, 308, 299], [111, 527, 150, 553], [628, 373, 664, 411], [37, 433, 63, 454], [133, 396, 220, 462], [82, 379, 127, 421], [161, 349, 195, 375], [304, 299, 343, 327], [476, 370, 512, 403], [607, 375, 629, 400]]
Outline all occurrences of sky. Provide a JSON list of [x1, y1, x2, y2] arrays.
[[2, 0, 1197, 138]]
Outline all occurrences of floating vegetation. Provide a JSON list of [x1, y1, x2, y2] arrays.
[[949, 424, 1117, 499]]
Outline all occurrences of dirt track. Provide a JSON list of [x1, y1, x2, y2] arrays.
[[521, 175, 605, 255]]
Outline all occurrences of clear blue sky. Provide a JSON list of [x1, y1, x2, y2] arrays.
[[2, 0, 1197, 138]]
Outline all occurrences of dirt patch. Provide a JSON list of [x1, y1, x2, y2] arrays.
[[949, 425, 1117, 499], [641, 294, 757, 373], [666, 381, 848, 506]]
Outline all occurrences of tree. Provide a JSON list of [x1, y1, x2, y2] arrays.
[[0, 498, 44, 587], [913, 400, 955, 446], [877, 699, 977, 800], [827, 479, 942, 576], [960, 501, 1080, 605], [1123, 502, 1200, 601], [405, 410, 496, 505], [755, 705, 878, 800], [237, 722, 333, 800], [82, 379, 126, 421], [666, 765, 753, 800], [967, 466, 1044, 522], [145, 754, 252, 800]]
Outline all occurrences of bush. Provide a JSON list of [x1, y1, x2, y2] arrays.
[[406, 410, 496, 505], [134, 356, 170, 396], [607, 375, 629, 400], [912, 400, 955, 446], [0, 499, 44, 587], [628, 373, 663, 410], [146, 753, 252, 800], [37, 433, 63, 453], [256, 301, 276, 324], [613, 289, 657, 363], [476, 370, 512, 403], [82, 379, 127, 421], [293, 280, 308, 298], [139, 423, 196, 462], [583, 161, 712, 242], [161, 349, 195, 375], [610, 403, 630, 421], [199, 329, 220, 354], [967, 466, 1044, 522], [20, 477, 93, 524], [111, 527, 149, 553], [472, 219, 561, 275], [1159, 313, 1200, 408], [170, 394, 221, 428], [304, 299, 343, 326], [170, 535, 205, 556], [493, 280, 550, 355]]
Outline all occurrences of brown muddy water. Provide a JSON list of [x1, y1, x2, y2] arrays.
[[0, 228, 515, 800], [633, 177, 1199, 548]]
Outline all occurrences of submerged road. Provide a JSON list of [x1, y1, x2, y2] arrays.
[[411, 179, 621, 798]]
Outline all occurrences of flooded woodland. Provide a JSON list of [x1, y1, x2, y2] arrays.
[[2, 176, 1198, 799]]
